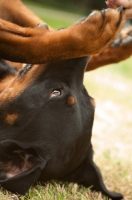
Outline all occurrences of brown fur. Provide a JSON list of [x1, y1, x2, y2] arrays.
[[90, 97, 96, 107], [67, 96, 75, 106], [0, 75, 14, 93], [87, 27, 132, 71], [0, 2, 129, 198], [0, 1, 125, 64], [0, 1, 126, 105], [0, 64, 47, 104], [6, 113, 18, 125]]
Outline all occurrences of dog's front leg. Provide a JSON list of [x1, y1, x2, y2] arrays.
[[0, 7, 125, 64], [0, 0, 54, 31], [0, 0, 44, 28]]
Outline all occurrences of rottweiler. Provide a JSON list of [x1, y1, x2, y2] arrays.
[[0, 1, 130, 199]]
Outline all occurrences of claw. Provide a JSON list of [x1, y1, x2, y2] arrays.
[[116, 6, 125, 27], [122, 36, 132, 45], [75, 17, 86, 25], [101, 9, 106, 19], [111, 35, 122, 47], [117, 6, 124, 12], [38, 23, 49, 30]]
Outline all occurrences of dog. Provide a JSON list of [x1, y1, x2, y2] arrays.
[[0, 0, 129, 199], [88, 26, 132, 70]]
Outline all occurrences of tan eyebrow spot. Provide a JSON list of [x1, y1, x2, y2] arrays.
[[90, 97, 96, 107], [67, 96, 75, 106], [6, 113, 19, 125]]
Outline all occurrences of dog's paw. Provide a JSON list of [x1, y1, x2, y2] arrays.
[[111, 27, 132, 47], [87, 27, 132, 71], [71, 6, 126, 55]]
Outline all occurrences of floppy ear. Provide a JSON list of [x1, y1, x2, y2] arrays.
[[0, 140, 46, 194]]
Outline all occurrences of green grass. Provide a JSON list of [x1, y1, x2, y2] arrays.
[[101, 58, 132, 79], [23, 0, 85, 28], [0, 1, 132, 200]]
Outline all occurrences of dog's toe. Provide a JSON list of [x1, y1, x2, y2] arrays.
[[71, 6, 126, 55]]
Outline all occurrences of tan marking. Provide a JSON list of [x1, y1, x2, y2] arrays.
[[0, 75, 15, 94], [6, 61, 22, 70], [67, 96, 75, 106], [0, 64, 46, 105], [90, 97, 96, 107], [6, 113, 19, 125]]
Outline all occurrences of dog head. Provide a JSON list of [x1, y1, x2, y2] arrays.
[[0, 56, 95, 194]]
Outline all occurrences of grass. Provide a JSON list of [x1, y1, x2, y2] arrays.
[[0, 1, 132, 200], [84, 58, 132, 199], [23, 0, 85, 28]]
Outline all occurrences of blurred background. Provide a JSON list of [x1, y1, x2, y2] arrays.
[[23, 1, 132, 198], [24, 0, 107, 14]]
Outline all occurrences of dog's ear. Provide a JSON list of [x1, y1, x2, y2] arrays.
[[0, 140, 46, 194]]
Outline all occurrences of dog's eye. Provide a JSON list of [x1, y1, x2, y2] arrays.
[[50, 90, 61, 97]]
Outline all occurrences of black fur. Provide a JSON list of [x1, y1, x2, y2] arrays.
[[0, 57, 123, 199]]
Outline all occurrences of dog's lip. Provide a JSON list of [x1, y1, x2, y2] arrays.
[[0, 163, 38, 182]]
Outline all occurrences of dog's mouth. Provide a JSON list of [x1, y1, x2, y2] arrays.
[[0, 141, 45, 194], [0, 149, 35, 180]]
